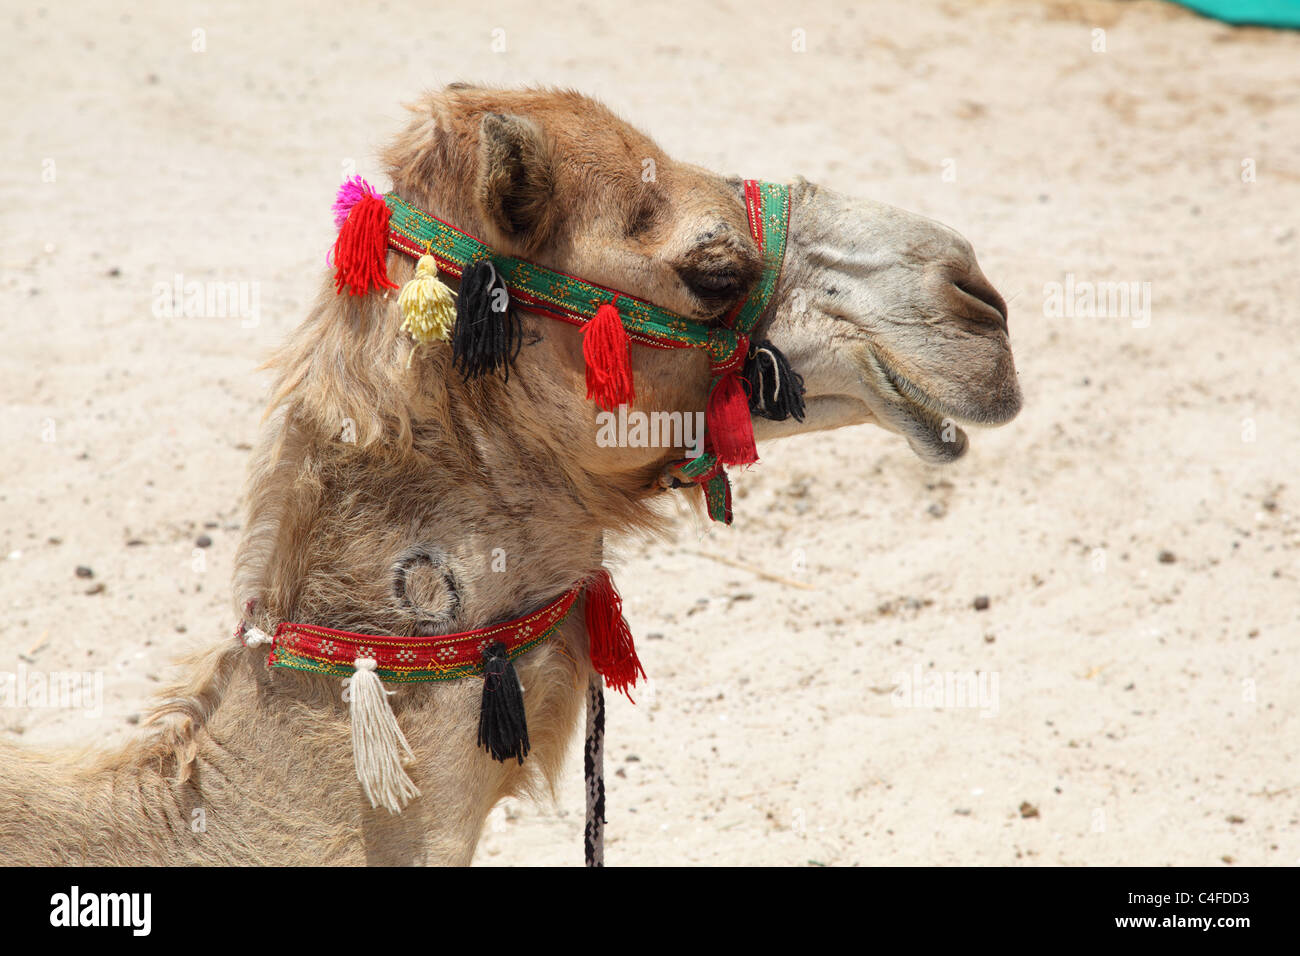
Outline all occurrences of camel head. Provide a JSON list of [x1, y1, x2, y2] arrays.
[[751, 182, 1021, 462], [318, 87, 1021, 519]]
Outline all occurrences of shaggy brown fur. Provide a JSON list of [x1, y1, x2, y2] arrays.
[[0, 86, 1019, 865]]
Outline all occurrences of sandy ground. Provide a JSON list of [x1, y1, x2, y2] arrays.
[[2, 0, 1298, 866]]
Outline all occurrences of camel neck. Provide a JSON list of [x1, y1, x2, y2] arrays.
[[238, 408, 610, 640]]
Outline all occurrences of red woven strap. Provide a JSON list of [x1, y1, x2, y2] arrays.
[[269, 585, 580, 677]]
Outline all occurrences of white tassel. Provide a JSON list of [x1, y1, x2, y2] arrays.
[[343, 657, 420, 813], [242, 626, 273, 648]]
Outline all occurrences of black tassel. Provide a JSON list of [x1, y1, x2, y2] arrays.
[[744, 339, 806, 422], [452, 260, 522, 382], [477, 640, 530, 764]]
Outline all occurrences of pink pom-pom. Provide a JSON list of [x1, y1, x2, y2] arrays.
[[332, 175, 382, 229]]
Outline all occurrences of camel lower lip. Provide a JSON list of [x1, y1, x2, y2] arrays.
[[876, 358, 974, 427], [857, 350, 971, 462]]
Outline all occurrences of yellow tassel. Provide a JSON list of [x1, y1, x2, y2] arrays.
[[399, 255, 457, 367]]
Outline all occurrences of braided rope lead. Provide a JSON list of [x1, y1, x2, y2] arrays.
[[584, 676, 606, 867]]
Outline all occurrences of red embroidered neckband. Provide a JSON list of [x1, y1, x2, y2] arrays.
[[240, 570, 641, 822], [266, 585, 580, 684]]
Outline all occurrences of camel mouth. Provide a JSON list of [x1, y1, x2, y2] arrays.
[[855, 349, 981, 463]]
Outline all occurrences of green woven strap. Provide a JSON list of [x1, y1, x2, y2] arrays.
[[729, 180, 791, 338], [386, 194, 711, 350]]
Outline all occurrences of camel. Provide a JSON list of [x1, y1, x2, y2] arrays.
[[0, 86, 1020, 865]]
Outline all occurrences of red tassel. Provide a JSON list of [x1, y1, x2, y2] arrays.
[[707, 371, 759, 466], [582, 303, 635, 410], [585, 570, 645, 700], [332, 194, 398, 296]]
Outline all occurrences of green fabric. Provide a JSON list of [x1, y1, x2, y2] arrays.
[[702, 471, 732, 524], [1170, 0, 1300, 26]]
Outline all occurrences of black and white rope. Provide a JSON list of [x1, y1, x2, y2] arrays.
[[583, 675, 606, 867]]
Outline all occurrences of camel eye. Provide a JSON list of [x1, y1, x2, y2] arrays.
[[681, 268, 742, 302], [692, 273, 739, 293]]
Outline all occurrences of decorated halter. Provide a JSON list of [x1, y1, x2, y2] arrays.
[[329, 174, 804, 524]]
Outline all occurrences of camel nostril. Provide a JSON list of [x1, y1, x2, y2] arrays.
[[954, 277, 1008, 329]]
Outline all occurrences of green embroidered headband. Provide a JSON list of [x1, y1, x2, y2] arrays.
[[329, 176, 800, 523]]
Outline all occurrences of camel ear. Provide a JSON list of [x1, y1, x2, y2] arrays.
[[475, 113, 556, 251]]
